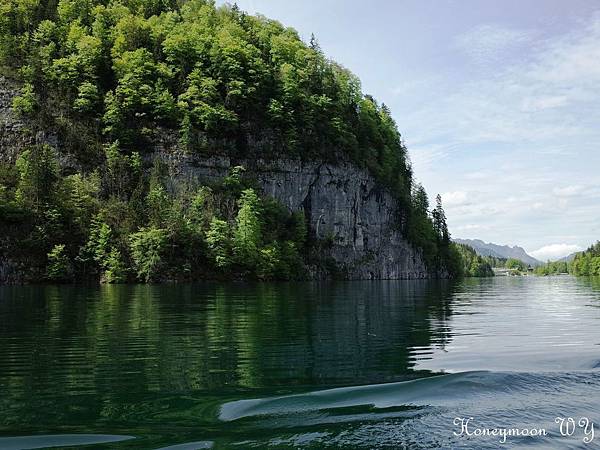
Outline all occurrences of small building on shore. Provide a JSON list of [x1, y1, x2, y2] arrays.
[[493, 268, 526, 276]]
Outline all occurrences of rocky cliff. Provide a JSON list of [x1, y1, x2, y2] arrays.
[[0, 76, 433, 281], [156, 150, 430, 279], [0, 76, 31, 164]]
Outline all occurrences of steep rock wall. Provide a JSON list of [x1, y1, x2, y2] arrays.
[[155, 145, 431, 279], [0, 76, 32, 163]]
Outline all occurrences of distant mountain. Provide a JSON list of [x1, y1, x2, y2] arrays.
[[558, 252, 579, 263], [454, 239, 542, 267]]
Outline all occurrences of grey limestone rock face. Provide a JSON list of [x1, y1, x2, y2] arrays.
[[0, 76, 33, 164], [155, 149, 431, 280]]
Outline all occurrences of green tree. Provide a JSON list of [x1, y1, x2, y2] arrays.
[[15, 145, 59, 211], [412, 183, 429, 215], [257, 243, 281, 280], [206, 217, 232, 269], [146, 158, 170, 227], [12, 83, 36, 115], [289, 211, 307, 247], [104, 143, 142, 199], [570, 243, 600, 276], [233, 188, 261, 266], [62, 172, 101, 228], [506, 258, 527, 272], [103, 247, 127, 283], [189, 186, 214, 229], [73, 81, 100, 113], [431, 194, 449, 244], [406, 184, 438, 269], [46, 244, 72, 281], [129, 227, 168, 282], [84, 217, 112, 265]]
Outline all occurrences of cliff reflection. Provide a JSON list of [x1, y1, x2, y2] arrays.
[[0, 281, 456, 398]]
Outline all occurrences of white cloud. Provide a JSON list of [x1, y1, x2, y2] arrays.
[[465, 171, 489, 180], [409, 142, 462, 170], [532, 202, 544, 210], [441, 191, 469, 206], [530, 244, 583, 261], [528, 15, 600, 84], [521, 95, 568, 112], [409, 15, 600, 148], [391, 75, 440, 97], [454, 24, 533, 65], [455, 223, 490, 232], [398, 13, 600, 252], [553, 185, 584, 197]]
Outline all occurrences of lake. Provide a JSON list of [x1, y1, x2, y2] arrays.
[[1, 276, 600, 449]]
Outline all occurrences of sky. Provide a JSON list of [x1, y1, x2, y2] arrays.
[[216, 0, 600, 260]]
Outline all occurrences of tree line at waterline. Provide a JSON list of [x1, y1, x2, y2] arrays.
[[1, 144, 466, 282], [534, 242, 600, 277], [3, 148, 311, 282]]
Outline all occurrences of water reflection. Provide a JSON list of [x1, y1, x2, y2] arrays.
[[0, 434, 135, 449], [2, 278, 600, 448], [576, 275, 600, 293], [0, 281, 456, 393], [0, 281, 455, 443]]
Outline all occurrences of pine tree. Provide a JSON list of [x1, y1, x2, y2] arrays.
[[309, 33, 321, 52], [412, 183, 429, 215], [432, 194, 450, 244]]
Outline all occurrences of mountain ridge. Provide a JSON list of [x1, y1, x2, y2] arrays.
[[454, 238, 542, 266], [557, 252, 578, 263]]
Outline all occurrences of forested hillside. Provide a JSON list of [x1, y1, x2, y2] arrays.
[[454, 243, 494, 277], [0, 0, 461, 282], [570, 242, 600, 276]]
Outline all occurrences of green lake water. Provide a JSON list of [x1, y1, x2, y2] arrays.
[[1, 277, 600, 449]]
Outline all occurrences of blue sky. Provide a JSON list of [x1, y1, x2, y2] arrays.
[[217, 0, 600, 260]]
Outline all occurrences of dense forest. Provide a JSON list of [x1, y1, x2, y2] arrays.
[[568, 242, 600, 276], [454, 243, 494, 277], [0, 0, 462, 282], [533, 260, 569, 276]]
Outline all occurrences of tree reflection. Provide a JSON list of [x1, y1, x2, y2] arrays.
[[0, 281, 457, 436]]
